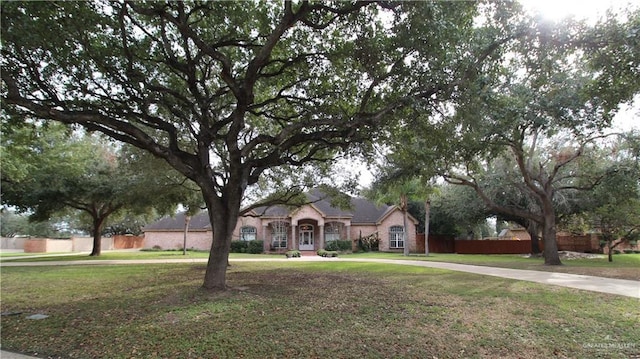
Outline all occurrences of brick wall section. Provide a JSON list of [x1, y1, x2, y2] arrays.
[[143, 231, 212, 250], [24, 238, 48, 253], [113, 235, 144, 249]]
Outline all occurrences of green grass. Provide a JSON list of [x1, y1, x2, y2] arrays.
[[0, 251, 58, 258], [1, 261, 638, 359], [3, 250, 639, 280], [0, 251, 277, 262]]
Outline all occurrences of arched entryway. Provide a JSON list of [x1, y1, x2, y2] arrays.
[[298, 224, 314, 250]]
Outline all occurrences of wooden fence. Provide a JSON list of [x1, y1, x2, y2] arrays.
[[416, 233, 604, 254], [416, 234, 455, 253]]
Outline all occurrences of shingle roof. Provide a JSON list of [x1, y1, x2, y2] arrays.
[[144, 191, 397, 231], [350, 196, 394, 224], [252, 191, 391, 223], [142, 211, 210, 231]]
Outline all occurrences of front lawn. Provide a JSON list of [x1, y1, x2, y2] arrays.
[[1, 262, 638, 358], [3, 250, 639, 280]]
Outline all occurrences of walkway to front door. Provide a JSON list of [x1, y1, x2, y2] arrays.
[[299, 224, 314, 250]]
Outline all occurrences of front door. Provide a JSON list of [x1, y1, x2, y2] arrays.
[[299, 224, 314, 250]]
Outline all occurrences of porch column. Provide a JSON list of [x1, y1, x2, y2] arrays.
[[263, 224, 269, 252], [319, 224, 325, 251], [346, 225, 351, 241], [291, 224, 297, 250]]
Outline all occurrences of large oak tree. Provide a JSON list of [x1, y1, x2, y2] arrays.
[[381, 10, 640, 265], [1, 121, 198, 255], [1, 1, 523, 290]]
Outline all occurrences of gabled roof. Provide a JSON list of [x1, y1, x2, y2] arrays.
[[143, 211, 210, 231], [251, 190, 391, 224]]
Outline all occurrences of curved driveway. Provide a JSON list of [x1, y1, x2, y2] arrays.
[[2, 256, 638, 299]]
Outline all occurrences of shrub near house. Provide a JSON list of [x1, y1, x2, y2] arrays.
[[230, 240, 265, 254]]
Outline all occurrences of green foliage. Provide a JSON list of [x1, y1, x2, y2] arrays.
[[0, 210, 74, 238], [230, 241, 249, 253], [0, 121, 200, 253], [230, 240, 264, 254], [565, 133, 640, 262], [427, 184, 489, 237], [317, 249, 338, 257], [324, 240, 352, 252], [377, 9, 640, 264], [247, 240, 264, 254], [285, 250, 300, 258], [0, 0, 531, 285], [583, 8, 640, 113]]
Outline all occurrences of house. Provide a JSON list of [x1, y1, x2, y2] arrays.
[[143, 191, 419, 253]]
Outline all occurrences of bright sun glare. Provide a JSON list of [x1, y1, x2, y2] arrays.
[[521, 0, 639, 131], [521, 0, 636, 22]]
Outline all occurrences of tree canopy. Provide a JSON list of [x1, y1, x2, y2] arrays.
[[1, 121, 198, 255], [561, 133, 640, 261], [378, 8, 640, 264], [2, 1, 525, 290]]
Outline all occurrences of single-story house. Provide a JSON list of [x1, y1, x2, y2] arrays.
[[143, 191, 419, 253]]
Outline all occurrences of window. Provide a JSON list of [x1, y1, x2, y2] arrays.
[[271, 221, 288, 249], [325, 223, 341, 242], [240, 226, 257, 241], [389, 226, 404, 249]]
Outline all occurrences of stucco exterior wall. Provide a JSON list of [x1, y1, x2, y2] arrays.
[[1, 237, 26, 250], [23, 237, 115, 253], [47, 239, 75, 252], [290, 205, 324, 226], [143, 230, 212, 250], [72, 237, 114, 252]]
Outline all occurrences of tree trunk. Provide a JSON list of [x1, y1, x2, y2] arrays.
[[607, 240, 613, 262], [89, 216, 105, 256], [201, 190, 241, 291], [424, 199, 430, 256], [541, 209, 562, 265], [183, 215, 191, 256], [527, 221, 541, 254], [403, 209, 409, 256], [203, 213, 232, 290], [400, 194, 409, 256]]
